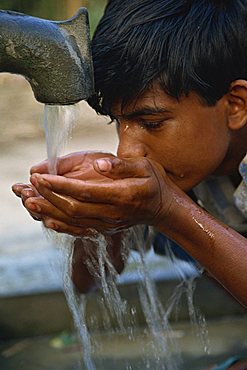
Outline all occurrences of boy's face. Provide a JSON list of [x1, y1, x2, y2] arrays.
[[113, 83, 231, 191]]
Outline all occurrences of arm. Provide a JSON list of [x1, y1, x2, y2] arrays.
[[157, 186, 247, 308], [13, 155, 247, 306], [72, 232, 126, 294]]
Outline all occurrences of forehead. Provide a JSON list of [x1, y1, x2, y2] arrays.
[[112, 84, 170, 114], [111, 83, 203, 117]]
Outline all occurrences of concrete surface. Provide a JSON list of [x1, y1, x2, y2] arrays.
[[0, 316, 247, 370]]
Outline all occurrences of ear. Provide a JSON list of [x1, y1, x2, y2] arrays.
[[227, 79, 247, 130]]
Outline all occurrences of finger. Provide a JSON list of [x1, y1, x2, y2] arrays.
[[23, 203, 42, 221], [30, 212, 42, 221], [31, 174, 149, 211], [30, 172, 150, 205], [24, 194, 111, 228], [12, 183, 31, 197], [25, 187, 126, 227], [54, 152, 115, 177], [43, 215, 119, 235], [43, 218, 86, 236], [30, 152, 88, 176], [24, 196, 70, 222], [21, 186, 40, 200], [30, 157, 70, 175], [93, 157, 151, 179]]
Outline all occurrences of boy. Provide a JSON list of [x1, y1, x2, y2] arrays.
[[13, 0, 247, 311]]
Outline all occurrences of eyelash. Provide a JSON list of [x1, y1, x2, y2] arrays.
[[139, 120, 164, 130], [114, 119, 165, 131]]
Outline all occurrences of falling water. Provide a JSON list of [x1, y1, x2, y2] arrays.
[[44, 104, 77, 174], [82, 232, 128, 330], [43, 104, 97, 369], [43, 104, 209, 369], [43, 104, 131, 368], [45, 230, 95, 370]]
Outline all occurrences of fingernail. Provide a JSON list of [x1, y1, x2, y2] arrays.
[[46, 221, 58, 230], [28, 203, 41, 212], [95, 159, 112, 172]]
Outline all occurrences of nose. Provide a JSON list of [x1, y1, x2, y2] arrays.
[[117, 124, 147, 158]]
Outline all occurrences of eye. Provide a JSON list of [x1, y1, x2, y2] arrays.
[[139, 120, 164, 130]]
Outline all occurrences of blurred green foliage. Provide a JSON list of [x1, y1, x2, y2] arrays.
[[87, 0, 107, 36], [0, 0, 107, 35]]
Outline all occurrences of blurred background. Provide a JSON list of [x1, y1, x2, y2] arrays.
[[0, 0, 107, 35], [0, 1, 247, 370]]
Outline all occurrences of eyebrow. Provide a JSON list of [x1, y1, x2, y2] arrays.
[[117, 107, 171, 120]]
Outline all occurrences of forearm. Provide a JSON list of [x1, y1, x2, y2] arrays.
[[72, 232, 126, 294], [157, 190, 247, 308]]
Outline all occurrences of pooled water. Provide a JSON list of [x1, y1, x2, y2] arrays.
[[43, 104, 209, 369]]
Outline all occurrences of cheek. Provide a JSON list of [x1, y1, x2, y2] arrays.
[[146, 127, 230, 191], [173, 132, 230, 189]]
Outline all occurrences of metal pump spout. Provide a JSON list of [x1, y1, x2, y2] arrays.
[[0, 8, 94, 105]]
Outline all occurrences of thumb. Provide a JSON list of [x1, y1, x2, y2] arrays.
[[93, 157, 150, 179]]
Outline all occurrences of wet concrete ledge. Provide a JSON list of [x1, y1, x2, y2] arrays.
[[1, 232, 246, 339], [0, 274, 246, 339], [1, 316, 247, 370]]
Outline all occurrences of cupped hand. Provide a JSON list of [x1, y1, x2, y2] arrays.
[[12, 151, 113, 198], [30, 151, 116, 180], [25, 155, 175, 235], [12, 151, 117, 233]]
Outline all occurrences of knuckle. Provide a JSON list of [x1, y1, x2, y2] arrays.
[[111, 157, 122, 169], [66, 203, 79, 217]]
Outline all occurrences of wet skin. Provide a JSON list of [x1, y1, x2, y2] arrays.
[[13, 81, 247, 303]]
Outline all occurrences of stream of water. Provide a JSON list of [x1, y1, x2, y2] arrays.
[[44, 104, 77, 174], [43, 104, 209, 370]]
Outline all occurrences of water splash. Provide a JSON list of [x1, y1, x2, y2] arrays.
[[79, 231, 128, 331], [160, 238, 211, 355], [61, 236, 94, 369], [44, 229, 95, 370], [136, 242, 181, 370]]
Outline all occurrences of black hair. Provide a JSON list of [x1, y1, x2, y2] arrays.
[[88, 0, 247, 117]]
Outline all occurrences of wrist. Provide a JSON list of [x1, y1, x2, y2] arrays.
[[154, 185, 199, 238], [152, 177, 194, 229]]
